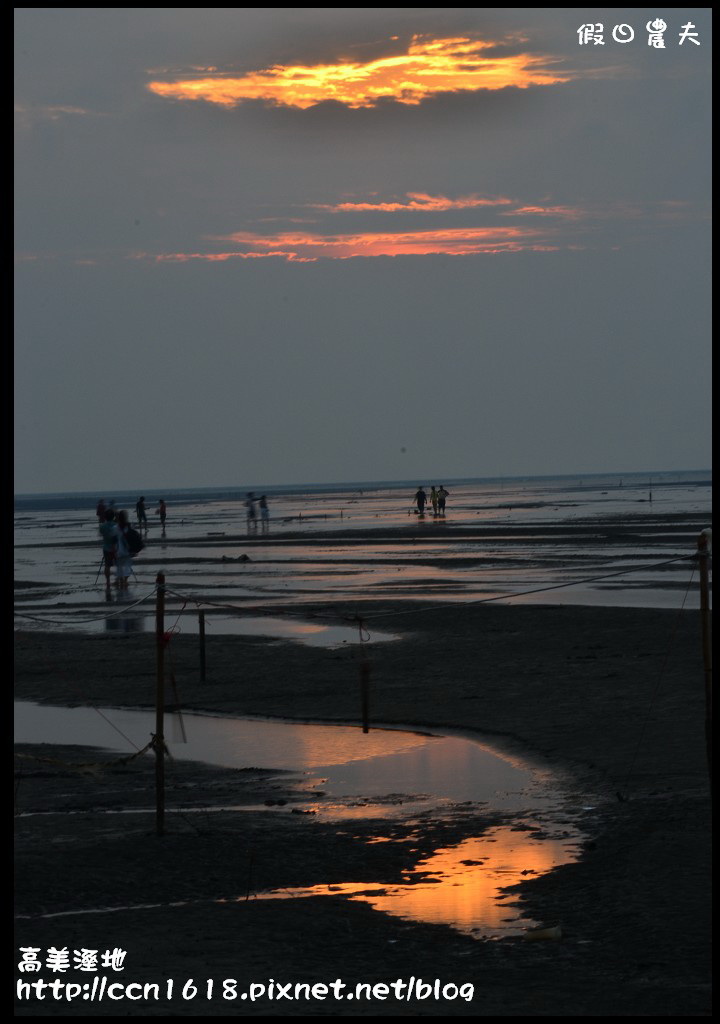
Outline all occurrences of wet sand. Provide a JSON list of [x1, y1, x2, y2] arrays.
[[14, 593, 712, 1015]]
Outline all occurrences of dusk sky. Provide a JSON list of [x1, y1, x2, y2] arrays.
[[14, 8, 712, 494]]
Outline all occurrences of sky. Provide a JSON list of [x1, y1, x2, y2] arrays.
[[14, 8, 712, 494]]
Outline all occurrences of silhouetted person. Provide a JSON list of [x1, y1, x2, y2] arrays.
[[437, 485, 449, 516], [246, 493, 257, 532], [259, 495, 270, 533], [414, 487, 427, 515], [136, 496, 148, 531], [114, 509, 133, 590], [156, 499, 167, 535], [98, 509, 119, 590]]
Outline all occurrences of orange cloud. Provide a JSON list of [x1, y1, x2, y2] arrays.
[[118, 195, 704, 265], [507, 203, 645, 220], [145, 250, 317, 263], [509, 205, 587, 219], [312, 192, 515, 212], [147, 35, 571, 110], [196, 225, 549, 260]]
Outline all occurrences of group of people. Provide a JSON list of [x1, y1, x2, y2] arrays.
[[245, 493, 270, 533], [95, 496, 167, 591], [413, 485, 450, 517], [97, 497, 166, 533], [97, 506, 135, 590], [133, 496, 167, 535]]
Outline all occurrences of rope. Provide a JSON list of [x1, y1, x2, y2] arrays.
[[355, 615, 371, 643], [357, 554, 696, 623], [14, 739, 154, 772], [15, 548, 696, 635], [16, 592, 158, 753], [14, 588, 157, 625], [85, 706, 146, 752], [155, 554, 694, 634], [13, 543, 707, 841], [163, 602, 188, 744]]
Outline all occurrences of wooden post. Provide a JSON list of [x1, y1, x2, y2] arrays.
[[199, 610, 206, 683], [697, 532, 712, 786], [155, 572, 166, 836], [360, 660, 370, 734]]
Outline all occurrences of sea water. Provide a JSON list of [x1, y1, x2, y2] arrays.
[[15, 470, 711, 635]]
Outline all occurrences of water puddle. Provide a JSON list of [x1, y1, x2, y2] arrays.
[[260, 826, 577, 939], [15, 819, 579, 938], [14, 609, 398, 647], [15, 702, 583, 938], [14, 703, 560, 812]]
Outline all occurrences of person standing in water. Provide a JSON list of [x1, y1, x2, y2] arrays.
[[135, 496, 148, 532], [156, 499, 167, 535], [114, 509, 133, 590], [437, 485, 449, 516], [414, 487, 428, 516], [98, 509, 119, 591], [259, 495, 270, 534], [246, 493, 258, 532]]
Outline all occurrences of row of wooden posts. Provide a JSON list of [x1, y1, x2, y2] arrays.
[[151, 535, 712, 836]]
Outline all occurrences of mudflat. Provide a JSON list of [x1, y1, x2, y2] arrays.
[[14, 597, 711, 1016]]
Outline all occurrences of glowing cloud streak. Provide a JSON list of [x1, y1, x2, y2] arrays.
[[147, 35, 571, 110], [116, 194, 701, 264], [312, 193, 515, 212], [152, 225, 550, 262], [14, 103, 93, 124]]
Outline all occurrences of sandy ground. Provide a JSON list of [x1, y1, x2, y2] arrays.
[[14, 594, 712, 1016]]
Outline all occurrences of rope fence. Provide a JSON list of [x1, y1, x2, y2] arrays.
[[14, 540, 711, 825], [16, 552, 692, 629]]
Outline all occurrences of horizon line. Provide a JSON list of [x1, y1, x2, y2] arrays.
[[13, 468, 712, 501]]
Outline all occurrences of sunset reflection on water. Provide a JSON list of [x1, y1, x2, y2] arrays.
[[262, 825, 578, 938]]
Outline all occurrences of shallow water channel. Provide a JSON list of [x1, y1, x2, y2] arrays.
[[15, 702, 584, 939]]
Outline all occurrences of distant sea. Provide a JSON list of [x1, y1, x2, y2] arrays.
[[13, 469, 712, 512]]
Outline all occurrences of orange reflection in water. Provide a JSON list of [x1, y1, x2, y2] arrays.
[[262, 826, 577, 938], [147, 36, 570, 110], [253, 723, 431, 772]]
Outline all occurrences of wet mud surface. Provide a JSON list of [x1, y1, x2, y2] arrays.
[[14, 596, 712, 1016]]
